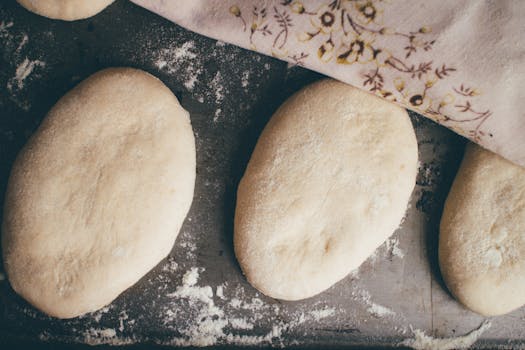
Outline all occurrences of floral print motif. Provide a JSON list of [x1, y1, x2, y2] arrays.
[[230, 0, 493, 142]]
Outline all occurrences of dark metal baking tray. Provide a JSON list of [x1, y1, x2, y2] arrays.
[[1, 1, 523, 348]]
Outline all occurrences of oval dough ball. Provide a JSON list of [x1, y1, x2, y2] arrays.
[[17, 0, 115, 21], [234, 79, 418, 300], [2, 68, 196, 318], [439, 143, 525, 316]]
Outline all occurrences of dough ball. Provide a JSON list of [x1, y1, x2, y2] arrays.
[[2, 68, 196, 318], [234, 79, 418, 300], [439, 143, 525, 316], [17, 0, 115, 21]]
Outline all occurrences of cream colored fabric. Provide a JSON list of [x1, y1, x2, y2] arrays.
[[2, 68, 196, 318], [17, 0, 114, 20], [132, 0, 525, 167], [440, 143, 525, 316], [234, 79, 418, 300]]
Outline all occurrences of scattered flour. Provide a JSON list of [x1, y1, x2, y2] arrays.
[[158, 267, 339, 347], [7, 57, 46, 91], [352, 288, 396, 319], [216, 284, 225, 300], [401, 321, 491, 350], [2, 21, 47, 110], [0, 21, 13, 38], [154, 40, 202, 91], [385, 236, 405, 258], [229, 318, 254, 330], [309, 307, 336, 321], [367, 303, 396, 318], [162, 256, 178, 272], [118, 311, 129, 332], [211, 71, 225, 103], [88, 305, 111, 323], [241, 70, 250, 88], [81, 328, 135, 346], [177, 231, 197, 260], [214, 108, 222, 123], [16, 33, 28, 52]]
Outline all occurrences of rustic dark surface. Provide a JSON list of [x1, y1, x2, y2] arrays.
[[1, 1, 523, 349]]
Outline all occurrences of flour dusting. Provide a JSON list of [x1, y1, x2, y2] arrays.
[[309, 307, 336, 321], [7, 58, 46, 91], [16, 33, 28, 52], [241, 70, 250, 88], [87, 305, 111, 323], [154, 40, 202, 91], [0, 21, 13, 38], [367, 303, 395, 318], [229, 318, 254, 330], [155, 267, 340, 347], [211, 71, 225, 103], [82, 328, 135, 346], [385, 236, 405, 258], [352, 288, 397, 319], [401, 321, 491, 350], [162, 256, 178, 272], [216, 284, 225, 300], [2, 20, 47, 110]]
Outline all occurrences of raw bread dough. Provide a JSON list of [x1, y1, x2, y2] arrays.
[[2, 68, 196, 318], [439, 143, 525, 316], [234, 79, 418, 300], [17, 0, 115, 21]]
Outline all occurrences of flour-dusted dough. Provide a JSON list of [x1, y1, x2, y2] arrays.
[[2, 68, 196, 318], [439, 143, 525, 316], [17, 0, 115, 21], [234, 79, 418, 300]]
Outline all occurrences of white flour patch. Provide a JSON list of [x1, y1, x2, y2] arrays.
[[7, 58, 46, 91], [352, 288, 396, 319], [309, 307, 336, 321], [16, 33, 28, 52], [385, 236, 405, 258], [241, 70, 250, 88], [177, 231, 197, 260], [401, 321, 491, 350], [216, 284, 226, 300], [214, 108, 222, 122], [118, 311, 129, 332], [157, 267, 338, 347], [84, 305, 111, 323], [229, 318, 254, 330], [184, 73, 199, 90], [367, 303, 395, 318], [0, 21, 13, 38], [81, 328, 135, 346], [154, 40, 202, 91], [211, 71, 225, 103], [162, 256, 178, 272]]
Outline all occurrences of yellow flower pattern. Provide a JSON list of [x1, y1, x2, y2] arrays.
[[230, 0, 493, 142]]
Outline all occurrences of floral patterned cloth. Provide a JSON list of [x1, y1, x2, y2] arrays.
[[132, 0, 525, 167]]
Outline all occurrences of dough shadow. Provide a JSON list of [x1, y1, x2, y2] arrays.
[[409, 111, 466, 296]]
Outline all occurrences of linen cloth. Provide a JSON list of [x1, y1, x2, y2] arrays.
[[131, 0, 525, 166]]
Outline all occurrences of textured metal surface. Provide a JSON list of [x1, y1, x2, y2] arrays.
[[0, 1, 524, 348]]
